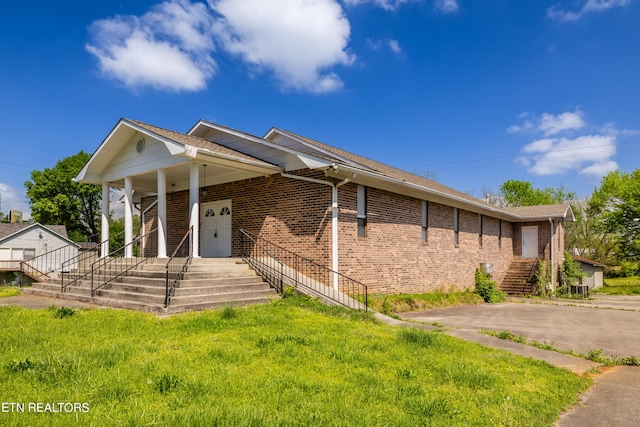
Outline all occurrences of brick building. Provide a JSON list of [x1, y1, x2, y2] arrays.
[[76, 118, 574, 294]]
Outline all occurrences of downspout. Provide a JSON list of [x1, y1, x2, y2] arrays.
[[280, 170, 356, 290], [549, 217, 555, 292]]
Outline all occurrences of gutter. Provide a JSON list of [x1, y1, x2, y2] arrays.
[[281, 170, 356, 290]]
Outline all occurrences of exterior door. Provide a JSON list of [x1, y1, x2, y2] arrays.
[[522, 226, 538, 258], [201, 200, 232, 257]]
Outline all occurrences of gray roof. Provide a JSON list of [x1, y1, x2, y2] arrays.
[[270, 128, 574, 221], [128, 119, 278, 168], [503, 204, 575, 220], [0, 223, 69, 243]]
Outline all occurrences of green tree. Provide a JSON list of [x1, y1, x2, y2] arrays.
[[564, 199, 618, 263], [25, 151, 101, 242], [589, 169, 640, 261], [499, 180, 576, 207]]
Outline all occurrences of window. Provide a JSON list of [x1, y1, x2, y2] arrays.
[[24, 248, 36, 260], [422, 201, 428, 243], [478, 214, 483, 247], [357, 185, 367, 238], [453, 208, 459, 246], [498, 219, 502, 249]]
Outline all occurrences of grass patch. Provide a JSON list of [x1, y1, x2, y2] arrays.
[[367, 289, 483, 315], [0, 285, 20, 298], [483, 329, 640, 367], [0, 296, 590, 426], [595, 276, 640, 295]]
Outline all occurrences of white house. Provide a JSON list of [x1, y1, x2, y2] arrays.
[[0, 223, 78, 275]]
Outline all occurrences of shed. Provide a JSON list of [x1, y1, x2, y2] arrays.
[[573, 256, 606, 290]]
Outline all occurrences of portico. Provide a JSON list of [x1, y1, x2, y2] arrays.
[[75, 119, 282, 259]]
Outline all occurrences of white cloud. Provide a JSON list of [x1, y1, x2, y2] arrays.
[[86, 0, 217, 92], [518, 134, 618, 176], [434, 0, 459, 13], [538, 111, 585, 136], [0, 183, 31, 219], [507, 110, 585, 136], [210, 0, 353, 93], [343, 0, 413, 10], [87, 0, 353, 93], [388, 39, 402, 54], [580, 160, 618, 176], [367, 38, 402, 54], [510, 111, 619, 178], [547, 0, 632, 22], [344, 0, 458, 13]]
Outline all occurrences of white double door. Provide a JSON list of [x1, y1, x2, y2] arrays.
[[200, 200, 232, 257]]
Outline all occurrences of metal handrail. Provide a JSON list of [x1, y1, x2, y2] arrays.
[[164, 227, 193, 307], [61, 231, 125, 292], [239, 229, 368, 311], [239, 230, 285, 294], [91, 228, 157, 297]]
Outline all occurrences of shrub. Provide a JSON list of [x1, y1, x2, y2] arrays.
[[51, 306, 77, 319], [474, 270, 505, 303]]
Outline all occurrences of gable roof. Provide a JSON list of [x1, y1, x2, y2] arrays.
[[128, 120, 277, 168], [264, 128, 573, 222], [503, 204, 575, 221], [573, 256, 607, 267], [0, 223, 73, 245]]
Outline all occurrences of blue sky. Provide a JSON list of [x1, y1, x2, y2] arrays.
[[1, 0, 639, 218]]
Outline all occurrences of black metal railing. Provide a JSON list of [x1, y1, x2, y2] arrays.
[[20, 241, 82, 281], [165, 227, 193, 307], [61, 231, 125, 293], [239, 229, 368, 311], [91, 228, 157, 297]]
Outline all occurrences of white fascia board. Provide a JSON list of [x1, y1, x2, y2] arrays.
[[75, 119, 129, 182], [188, 121, 331, 170], [182, 145, 283, 174], [75, 119, 184, 184], [124, 120, 185, 155], [264, 128, 371, 171], [334, 164, 568, 222]]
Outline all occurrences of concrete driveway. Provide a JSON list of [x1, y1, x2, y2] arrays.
[[399, 295, 640, 427], [400, 295, 640, 359]]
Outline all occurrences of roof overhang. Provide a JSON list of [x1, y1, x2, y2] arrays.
[[76, 119, 283, 194], [328, 164, 575, 222]]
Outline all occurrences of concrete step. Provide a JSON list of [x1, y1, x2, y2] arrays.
[[166, 296, 275, 314], [95, 288, 166, 305], [174, 282, 271, 296]]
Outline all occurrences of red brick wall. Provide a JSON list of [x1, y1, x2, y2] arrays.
[[336, 184, 514, 294], [140, 171, 574, 294]]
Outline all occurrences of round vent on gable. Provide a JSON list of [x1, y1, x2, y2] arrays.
[[135, 138, 146, 154]]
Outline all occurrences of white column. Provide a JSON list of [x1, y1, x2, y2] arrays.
[[157, 169, 167, 258], [101, 183, 110, 258], [189, 162, 200, 258], [124, 176, 133, 258]]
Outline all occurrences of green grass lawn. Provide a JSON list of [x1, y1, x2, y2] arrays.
[[0, 285, 20, 298], [594, 276, 640, 295], [366, 290, 483, 315], [0, 296, 590, 426]]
